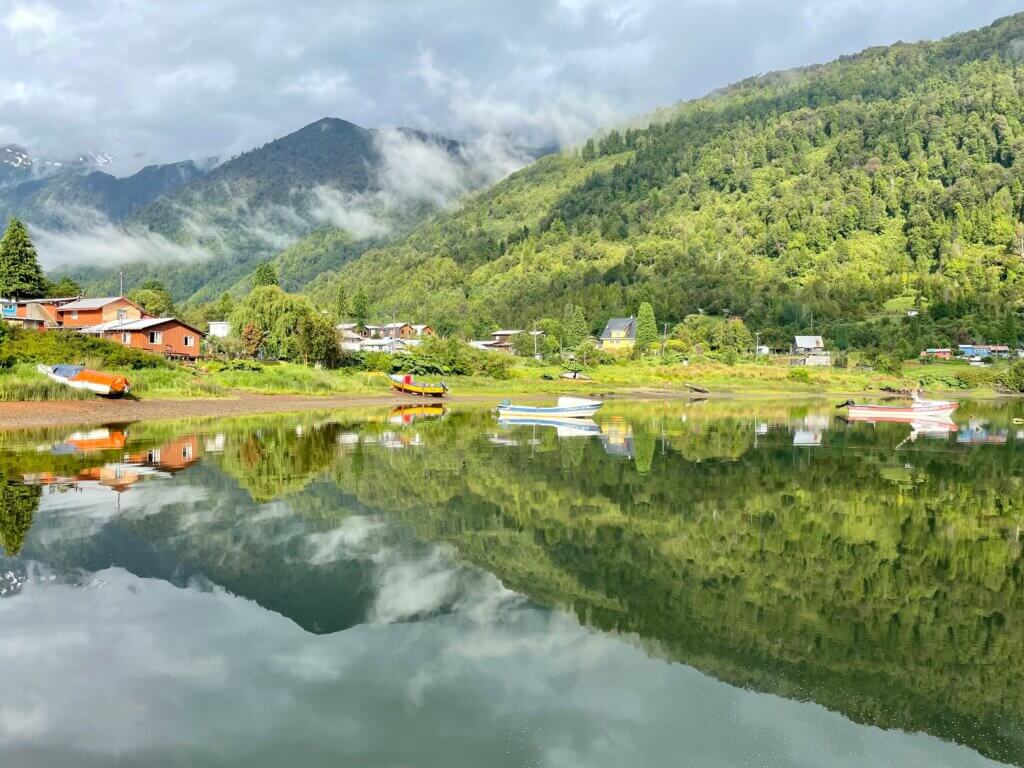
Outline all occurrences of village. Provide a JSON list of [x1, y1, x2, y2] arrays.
[[4, 293, 1024, 371]]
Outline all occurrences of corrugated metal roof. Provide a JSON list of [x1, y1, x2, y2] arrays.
[[794, 335, 824, 348], [58, 297, 124, 311]]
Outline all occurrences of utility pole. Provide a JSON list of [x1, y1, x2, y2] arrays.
[[662, 322, 668, 356], [755, 331, 761, 357], [117, 267, 125, 296]]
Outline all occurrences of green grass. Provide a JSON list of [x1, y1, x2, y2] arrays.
[[0, 354, 1015, 403], [0, 364, 94, 401]]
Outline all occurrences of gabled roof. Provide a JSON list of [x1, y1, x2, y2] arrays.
[[57, 296, 129, 311], [491, 329, 523, 336], [382, 322, 411, 329], [21, 302, 57, 323], [600, 317, 635, 339], [85, 316, 205, 335], [336, 322, 359, 330], [11, 296, 79, 305], [794, 335, 824, 349]]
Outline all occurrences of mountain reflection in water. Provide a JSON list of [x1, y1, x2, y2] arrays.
[[0, 399, 1022, 767]]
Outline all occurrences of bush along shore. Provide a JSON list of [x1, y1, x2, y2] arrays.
[[3, 321, 1024, 403]]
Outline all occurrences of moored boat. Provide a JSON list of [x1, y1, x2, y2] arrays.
[[841, 392, 957, 420], [37, 364, 130, 397], [389, 373, 448, 397], [497, 397, 602, 419]]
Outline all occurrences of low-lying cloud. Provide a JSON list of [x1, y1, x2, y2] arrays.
[[36, 127, 532, 271]]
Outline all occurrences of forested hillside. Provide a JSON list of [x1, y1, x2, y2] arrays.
[[308, 12, 1024, 351], [0, 160, 205, 229], [66, 119, 481, 303]]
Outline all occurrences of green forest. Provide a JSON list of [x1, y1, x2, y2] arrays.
[[289, 12, 1024, 354]]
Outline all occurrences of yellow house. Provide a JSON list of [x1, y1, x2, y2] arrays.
[[600, 316, 636, 352]]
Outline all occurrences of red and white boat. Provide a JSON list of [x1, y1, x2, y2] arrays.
[[843, 392, 957, 421]]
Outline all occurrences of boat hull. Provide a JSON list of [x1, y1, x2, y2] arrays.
[[497, 404, 602, 418], [846, 402, 957, 420], [37, 364, 129, 397], [388, 375, 447, 397]]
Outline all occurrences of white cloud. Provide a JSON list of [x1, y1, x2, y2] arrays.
[[31, 219, 210, 269], [283, 69, 354, 102], [2, 3, 58, 37]]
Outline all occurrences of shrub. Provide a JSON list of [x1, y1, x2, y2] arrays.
[[481, 355, 512, 380], [363, 352, 395, 373], [998, 360, 1024, 392], [787, 367, 811, 382]]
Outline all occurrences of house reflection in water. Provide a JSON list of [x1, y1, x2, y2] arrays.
[[600, 418, 634, 459], [22, 433, 203, 495]]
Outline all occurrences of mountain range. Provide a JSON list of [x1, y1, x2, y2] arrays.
[[24, 10, 1024, 353], [26, 119, 511, 302], [298, 10, 1024, 350]]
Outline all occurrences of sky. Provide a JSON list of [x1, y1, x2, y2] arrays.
[[0, 0, 1022, 176]]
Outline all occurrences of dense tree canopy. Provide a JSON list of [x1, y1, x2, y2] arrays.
[[0, 218, 46, 299], [295, 12, 1024, 355]]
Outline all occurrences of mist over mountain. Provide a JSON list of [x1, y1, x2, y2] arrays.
[[42, 118, 531, 302], [297, 11, 1024, 349]]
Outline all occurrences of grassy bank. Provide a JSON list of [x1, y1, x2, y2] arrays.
[[1, 355, 1016, 402]]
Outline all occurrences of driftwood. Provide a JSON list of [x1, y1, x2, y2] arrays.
[[682, 383, 710, 394]]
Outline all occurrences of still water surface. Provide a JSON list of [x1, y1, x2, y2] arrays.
[[1, 399, 1023, 767]]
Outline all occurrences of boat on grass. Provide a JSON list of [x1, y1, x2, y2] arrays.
[[38, 364, 129, 397], [389, 373, 448, 397], [497, 397, 602, 419], [839, 392, 957, 420]]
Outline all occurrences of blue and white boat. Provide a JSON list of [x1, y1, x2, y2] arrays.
[[497, 397, 602, 419]]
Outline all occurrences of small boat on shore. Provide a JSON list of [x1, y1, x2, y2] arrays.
[[389, 373, 448, 397], [497, 397, 602, 419], [38, 364, 129, 397], [839, 392, 957, 420]]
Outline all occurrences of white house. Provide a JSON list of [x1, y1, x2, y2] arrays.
[[208, 321, 231, 338]]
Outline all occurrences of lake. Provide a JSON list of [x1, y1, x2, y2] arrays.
[[1, 398, 1022, 767]]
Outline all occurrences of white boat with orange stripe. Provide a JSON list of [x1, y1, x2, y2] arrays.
[[37, 364, 130, 397], [840, 391, 957, 420]]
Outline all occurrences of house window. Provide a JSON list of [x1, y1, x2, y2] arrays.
[[148, 331, 162, 345], [117, 309, 127, 321], [121, 333, 130, 345], [183, 335, 194, 347], [71, 310, 78, 320]]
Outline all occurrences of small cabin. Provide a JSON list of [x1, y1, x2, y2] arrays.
[[792, 335, 830, 367], [920, 348, 952, 361]]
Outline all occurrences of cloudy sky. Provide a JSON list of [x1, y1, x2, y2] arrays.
[[0, 0, 1020, 175]]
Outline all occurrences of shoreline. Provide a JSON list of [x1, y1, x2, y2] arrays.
[[1, 386, 1013, 431], [0, 390, 677, 430]]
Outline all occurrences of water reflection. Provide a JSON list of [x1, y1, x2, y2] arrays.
[[1, 400, 1023, 766]]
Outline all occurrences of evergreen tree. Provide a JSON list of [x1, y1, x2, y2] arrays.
[[562, 303, 588, 349], [252, 261, 278, 288], [0, 218, 46, 299], [47, 275, 81, 298], [335, 283, 348, 320], [635, 302, 658, 354], [351, 288, 370, 325]]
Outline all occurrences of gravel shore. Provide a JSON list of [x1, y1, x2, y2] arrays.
[[0, 393, 512, 430]]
